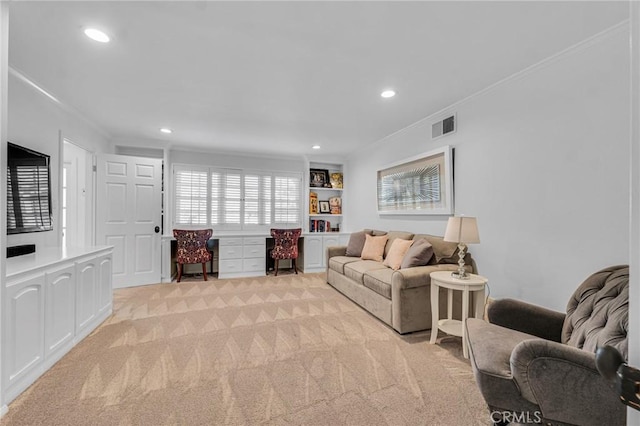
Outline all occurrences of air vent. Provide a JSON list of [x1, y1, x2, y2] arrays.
[[432, 114, 456, 139]]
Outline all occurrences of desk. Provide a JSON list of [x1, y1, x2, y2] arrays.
[[429, 271, 488, 358], [161, 232, 349, 282]]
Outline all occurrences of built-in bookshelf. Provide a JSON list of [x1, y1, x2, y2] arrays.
[[307, 161, 344, 233]]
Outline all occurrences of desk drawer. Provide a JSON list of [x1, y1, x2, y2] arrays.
[[219, 238, 242, 247], [243, 245, 265, 259], [243, 237, 264, 246], [219, 246, 242, 259], [243, 258, 264, 272], [219, 259, 242, 273]]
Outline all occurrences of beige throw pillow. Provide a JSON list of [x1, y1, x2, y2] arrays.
[[361, 234, 388, 262], [383, 238, 414, 270]]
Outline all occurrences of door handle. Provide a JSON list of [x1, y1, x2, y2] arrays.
[[154, 226, 160, 233], [596, 345, 640, 411]]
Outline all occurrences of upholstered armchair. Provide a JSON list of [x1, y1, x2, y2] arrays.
[[173, 229, 213, 282], [466, 265, 629, 426], [270, 228, 302, 276]]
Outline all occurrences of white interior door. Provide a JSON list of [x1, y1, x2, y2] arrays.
[[96, 154, 162, 288]]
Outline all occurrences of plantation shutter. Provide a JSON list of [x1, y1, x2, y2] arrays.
[[244, 172, 272, 227], [274, 173, 301, 224], [211, 168, 242, 230], [174, 166, 208, 225]]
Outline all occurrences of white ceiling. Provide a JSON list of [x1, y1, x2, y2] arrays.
[[8, 1, 629, 158]]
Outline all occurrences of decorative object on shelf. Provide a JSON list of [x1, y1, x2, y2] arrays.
[[330, 172, 343, 189], [377, 145, 453, 215], [309, 192, 318, 214], [329, 196, 342, 214], [443, 216, 480, 279], [319, 201, 330, 213], [310, 168, 330, 188]]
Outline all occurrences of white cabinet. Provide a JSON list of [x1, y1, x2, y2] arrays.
[[4, 273, 45, 400], [76, 258, 98, 337], [98, 254, 113, 314], [3, 246, 113, 405], [218, 237, 266, 279], [302, 233, 350, 273], [45, 264, 75, 362]]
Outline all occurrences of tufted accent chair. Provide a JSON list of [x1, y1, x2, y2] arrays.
[[173, 229, 213, 283], [466, 265, 629, 426], [270, 228, 302, 276]]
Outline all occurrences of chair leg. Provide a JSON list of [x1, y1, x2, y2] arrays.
[[177, 263, 183, 283], [274, 259, 279, 276], [293, 258, 298, 274], [202, 262, 208, 281]]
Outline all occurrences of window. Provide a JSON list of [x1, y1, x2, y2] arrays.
[[173, 165, 302, 230]]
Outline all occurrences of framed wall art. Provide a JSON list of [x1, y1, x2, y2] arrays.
[[377, 145, 453, 215]]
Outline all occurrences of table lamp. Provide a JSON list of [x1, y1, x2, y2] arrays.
[[443, 216, 480, 279]]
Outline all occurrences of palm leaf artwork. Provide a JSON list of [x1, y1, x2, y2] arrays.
[[378, 164, 440, 210]]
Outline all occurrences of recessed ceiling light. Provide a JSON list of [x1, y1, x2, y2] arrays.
[[312, 145, 321, 150], [160, 128, 173, 134], [381, 90, 396, 98], [84, 28, 110, 43]]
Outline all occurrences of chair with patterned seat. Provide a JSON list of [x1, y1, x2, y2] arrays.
[[173, 229, 213, 282], [270, 228, 302, 276]]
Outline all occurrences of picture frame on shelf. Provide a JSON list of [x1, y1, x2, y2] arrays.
[[330, 172, 343, 189], [319, 201, 330, 213], [310, 168, 330, 188]]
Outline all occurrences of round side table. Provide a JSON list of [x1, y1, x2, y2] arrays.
[[429, 270, 488, 358]]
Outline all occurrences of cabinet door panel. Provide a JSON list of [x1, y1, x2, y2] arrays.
[[304, 236, 324, 269], [98, 255, 113, 313], [5, 274, 45, 384], [45, 264, 76, 356], [76, 259, 97, 332]]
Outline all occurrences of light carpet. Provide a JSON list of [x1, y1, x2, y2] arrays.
[[3, 273, 488, 425]]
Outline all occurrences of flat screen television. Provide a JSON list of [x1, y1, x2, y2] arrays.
[[7, 142, 53, 234]]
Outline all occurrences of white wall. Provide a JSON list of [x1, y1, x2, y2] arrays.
[[345, 25, 630, 311], [7, 71, 111, 249]]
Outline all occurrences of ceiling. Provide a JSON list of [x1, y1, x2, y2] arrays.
[[8, 1, 629, 158]]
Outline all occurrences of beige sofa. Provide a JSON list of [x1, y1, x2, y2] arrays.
[[326, 231, 475, 334]]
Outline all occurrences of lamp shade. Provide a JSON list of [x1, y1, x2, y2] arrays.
[[444, 216, 480, 244]]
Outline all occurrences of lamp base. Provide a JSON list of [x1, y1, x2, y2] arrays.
[[451, 243, 470, 279], [450, 271, 470, 280]]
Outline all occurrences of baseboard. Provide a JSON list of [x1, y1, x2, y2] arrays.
[[0, 404, 7, 417]]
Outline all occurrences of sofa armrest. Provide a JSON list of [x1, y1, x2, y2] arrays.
[[510, 339, 623, 425], [326, 245, 347, 260], [488, 299, 565, 342], [391, 264, 459, 290]]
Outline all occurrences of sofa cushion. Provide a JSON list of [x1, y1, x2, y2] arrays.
[[383, 231, 415, 258], [361, 234, 388, 262], [345, 230, 373, 257], [328, 256, 361, 274], [562, 265, 629, 357], [344, 260, 388, 285], [363, 268, 394, 299], [383, 238, 413, 270], [400, 238, 434, 269]]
